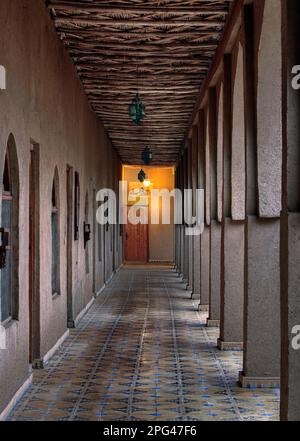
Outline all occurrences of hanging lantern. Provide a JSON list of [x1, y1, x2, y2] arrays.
[[128, 93, 146, 126], [138, 169, 146, 183], [141, 146, 153, 165]]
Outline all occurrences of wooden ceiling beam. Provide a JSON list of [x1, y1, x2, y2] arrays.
[[78, 67, 209, 74], [74, 60, 211, 68], [48, 2, 229, 16], [48, 0, 231, 6], [71, 52, 214, 61], [54, 17, 226, 27], [45, 0, 231, 164], [64, 41, 218, 51], [57, 29, 222, 39]]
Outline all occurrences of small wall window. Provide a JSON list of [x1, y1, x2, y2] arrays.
[[51, 168, 60, 295], [1, 134, 19, 323], [74, 171, 80, 240]]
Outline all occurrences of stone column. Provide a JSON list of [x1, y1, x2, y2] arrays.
[[200, 229, 210, 311], [179, 159, 185, 280], [174, 168, 181, 274], [192, 124, 200, 299], [280, 0, 300, 420], [198, 109, 209, 311], [239, 0, 281, 387], [219, 219, 244, 350], [187, 139, 194, 291], [207, 88, 221, 327], [182, 148, 189, 286], [218, 47, 245, 350], [179, 159, 185, 279]]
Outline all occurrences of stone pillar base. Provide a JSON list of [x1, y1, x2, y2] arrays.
[[217, 339, 243, 351], [206, 319, 220, 328], [182, 280, 188, 290], [191, 292, 200, 299], [32, 359, 44, 369], [198, 304, 209, 312], [238, 371, 280, 389], [68, 320, 75, 329]]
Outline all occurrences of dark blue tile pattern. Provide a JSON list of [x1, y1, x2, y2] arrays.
[[8, 267, 279, 421]]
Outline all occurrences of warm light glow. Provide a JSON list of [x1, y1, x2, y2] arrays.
[[143, 179, 151, 188]]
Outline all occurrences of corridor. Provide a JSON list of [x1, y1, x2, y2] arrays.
[[8, 267, 279, 421], [1, 0, 299, 422]]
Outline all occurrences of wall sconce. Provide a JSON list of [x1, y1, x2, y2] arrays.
[[0, 66, 6, 90]]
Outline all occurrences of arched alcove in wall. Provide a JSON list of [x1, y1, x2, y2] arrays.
[[51, 167, 60, 295], [1, 133, 20, 323]]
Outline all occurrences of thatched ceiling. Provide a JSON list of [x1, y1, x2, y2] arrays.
[[46, 0, 233, 165]]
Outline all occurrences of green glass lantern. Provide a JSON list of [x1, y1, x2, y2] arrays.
[[142, 146, 153, 165], [138, 169, 146, 183], [128, 93, 146, 126]]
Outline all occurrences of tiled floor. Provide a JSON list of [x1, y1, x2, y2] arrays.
[[9, 267, 280, 421]]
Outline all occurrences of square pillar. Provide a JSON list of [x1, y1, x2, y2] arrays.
[[183, 228, 189, 284], [188, 235, 193, 291], [180, 225, 185, 278], [281, 214, 300, 420], [218, 218, 244, 350], [239, 217, 280, 388], [192, 235, 201, 298], [239, 0, 282, 389], [199, 227, 209, 311], [281, 0, 300, 420], [207, 220, 221, 327]]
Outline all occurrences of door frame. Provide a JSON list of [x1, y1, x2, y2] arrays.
[[29, 141, 41, 367], [92, 187, 96, 295], [66, 165, 74, 327], [103, 223, 106, 282]]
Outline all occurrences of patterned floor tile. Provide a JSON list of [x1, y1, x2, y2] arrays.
[[8, 267, 279, 421]]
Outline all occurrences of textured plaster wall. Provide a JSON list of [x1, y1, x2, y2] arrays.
[[231, 42, 246, 221], [217, 82, 224, 223], [256, 0, 282, 218], [0, 0, 120, 414]]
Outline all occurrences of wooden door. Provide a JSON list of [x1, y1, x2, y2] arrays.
[[66, 166, 73, 327], [124, 209, 148, 262], [29, 144, 40, 365]]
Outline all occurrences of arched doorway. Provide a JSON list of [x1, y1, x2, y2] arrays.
[[1, 134, 19, 324]]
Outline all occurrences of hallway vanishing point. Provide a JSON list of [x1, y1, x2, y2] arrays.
[[8, 267, 279, 421]]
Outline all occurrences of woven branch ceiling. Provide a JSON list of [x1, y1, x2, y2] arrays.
[[46, 0, 233, 165]]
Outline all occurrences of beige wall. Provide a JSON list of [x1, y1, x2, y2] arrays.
[[0, 0, 121, 415], [123, 166, 175, 262]]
